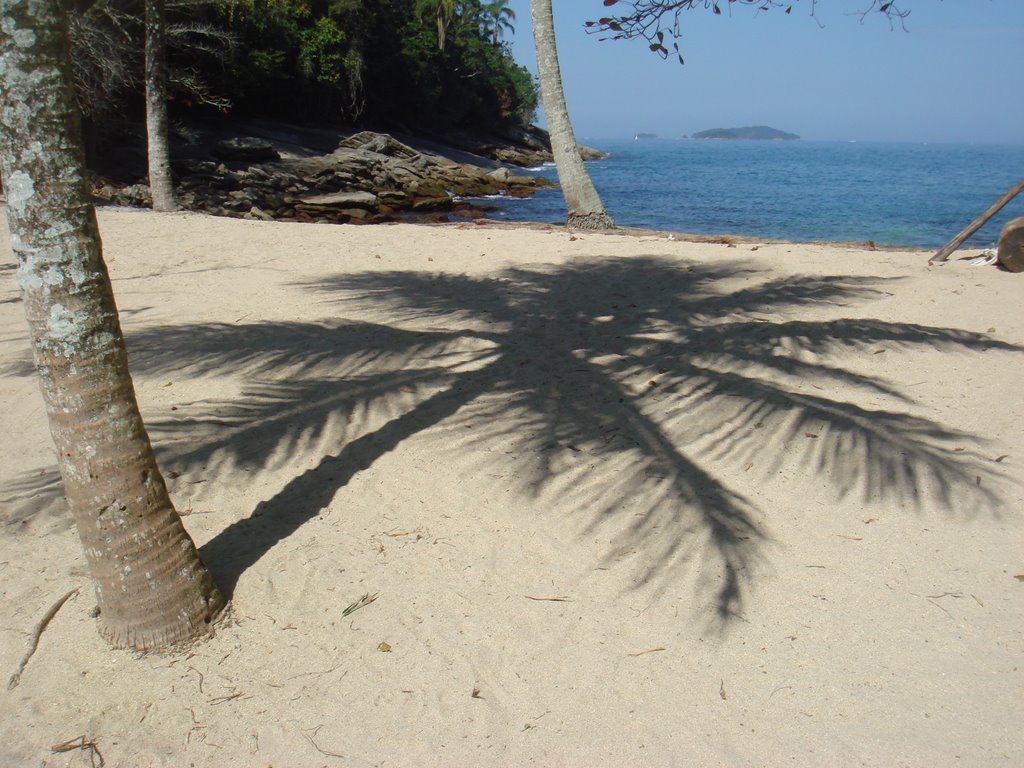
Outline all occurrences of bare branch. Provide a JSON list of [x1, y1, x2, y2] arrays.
[[586, 1, 910, 62]]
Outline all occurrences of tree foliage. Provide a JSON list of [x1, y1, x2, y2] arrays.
[[68, 0, 235, 120], [213, 0, 537, 129], [63, 0, 537, 133]]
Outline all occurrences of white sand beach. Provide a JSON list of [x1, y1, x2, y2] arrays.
[[1, 208, 1021, 767]]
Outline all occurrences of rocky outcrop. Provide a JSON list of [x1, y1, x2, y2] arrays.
[[444, 124, 608, 167], [213, 137, 281, 162], [95, 130, 554, 225]]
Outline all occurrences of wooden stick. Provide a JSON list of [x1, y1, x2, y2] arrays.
[[930, 179, 1024, 264], [50, 734, 104, 768], [7, 588, 78, 690]]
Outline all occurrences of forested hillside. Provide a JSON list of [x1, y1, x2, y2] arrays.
[[71, 0, 537, 137]]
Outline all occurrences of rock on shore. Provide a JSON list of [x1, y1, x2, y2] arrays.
[[92, 121, 590, 225]]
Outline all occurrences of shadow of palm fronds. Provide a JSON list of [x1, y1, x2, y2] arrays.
[[4, 257, 1016, 625]]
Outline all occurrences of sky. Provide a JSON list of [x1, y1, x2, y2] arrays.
[[501, 1, 1024, 144]]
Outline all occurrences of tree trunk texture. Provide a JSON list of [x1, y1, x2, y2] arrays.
[[529, 0, 613, 230], [0, 0, 223, 650], [145, 0, 178, 212]]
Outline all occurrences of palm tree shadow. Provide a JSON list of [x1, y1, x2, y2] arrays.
[[293, 259, 1013, 616], [5, 257, 1016, 628]]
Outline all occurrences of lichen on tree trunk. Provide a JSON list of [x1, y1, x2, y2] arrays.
[[0, 0, 223, 650]]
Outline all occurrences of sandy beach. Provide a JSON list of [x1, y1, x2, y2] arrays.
[[1, 207, 1021, 767]]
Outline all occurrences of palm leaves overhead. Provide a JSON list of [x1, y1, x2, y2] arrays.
[[415, 0, 516, 50], [413, 0, 517, 50], [482, 0, 516, 44], [5, 258, 1014, 619]]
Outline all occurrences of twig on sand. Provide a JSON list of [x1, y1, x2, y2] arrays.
[[187, 665, 205, 694], [303, 726, 345, 759], [7, 588, 79, 690], [50, 735, 104, 768], [524, 595, 571, 602], [383, 529, 420, 538], [342, 592, 379, 617], [627, 647, 666, 657], [208, 690, 244, 705]]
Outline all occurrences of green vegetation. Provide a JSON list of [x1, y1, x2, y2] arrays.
[[69, 0, 537, 134], [690, 126, 800, 141]]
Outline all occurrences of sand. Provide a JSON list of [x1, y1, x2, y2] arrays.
[[1, 207, 1021, 767]]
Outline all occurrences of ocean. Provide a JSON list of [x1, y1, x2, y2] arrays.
[[483, 139, 1024, 249]]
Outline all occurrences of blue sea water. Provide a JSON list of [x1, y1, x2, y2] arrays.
[[482, 139, 1024, 249]]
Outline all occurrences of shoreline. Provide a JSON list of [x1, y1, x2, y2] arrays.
[[92, 202, 968, 255]]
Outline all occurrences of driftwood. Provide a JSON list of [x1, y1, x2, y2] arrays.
[[7, 588, 78, 690], [929, 179, 1024, 264]]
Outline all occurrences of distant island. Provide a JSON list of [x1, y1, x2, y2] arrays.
[[689, 126, 800, 141]]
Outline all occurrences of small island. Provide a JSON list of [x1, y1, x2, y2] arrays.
[[689, 126, 800, 141]]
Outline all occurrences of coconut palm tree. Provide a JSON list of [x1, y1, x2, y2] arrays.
[[0, 0, 223, 650], [529, 0, 614, 229], [417, 0, 457, 50], [145, 0, 178, 211], [482, 0, 516, 44]]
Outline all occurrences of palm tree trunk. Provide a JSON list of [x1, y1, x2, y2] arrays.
[[145, 0, 178, 211], [0, 0, 223, 650], [529, 0, 613, 230]]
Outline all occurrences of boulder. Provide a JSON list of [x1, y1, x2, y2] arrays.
[[492, 146, 548, 167], [104, 120, 559, 224], [339, 207, 372, 221], [248, 207, 275, 221], [299, 191, 379, 209], [578, 144, 609, 161], [997, 217, 1024, 273], [377, 190, 411, 207], [338, 131, 420, 160], [214, 137, 281, 162], [411, 195, 453, 211], [115, 183, 152, 207]]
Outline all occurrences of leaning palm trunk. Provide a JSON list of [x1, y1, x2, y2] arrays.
[[529, 0, 613, 230], [0, 0, 223, 650], [145, 0, 178, 211]]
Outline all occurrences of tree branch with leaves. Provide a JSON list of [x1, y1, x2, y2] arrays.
[[588, 0, 910, 63]]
